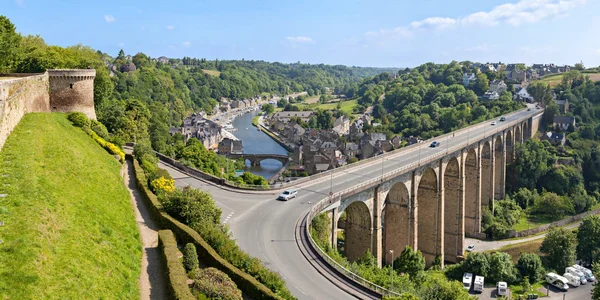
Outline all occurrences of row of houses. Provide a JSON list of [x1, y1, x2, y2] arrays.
[[268, 113, 415, 175]]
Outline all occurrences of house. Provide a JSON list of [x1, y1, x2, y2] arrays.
[[218, 138, 243, 155], [158, 56, 169, 64], [489, 80, 507, 94], [509, 70, 527, 83], [320, 142, 338, 159], [407, 136, 421, 145], [343, 142, 360, 159], [541, 132, 566, 146], [361, 141, 381, 159], [391, 135, 402, 149], [553, 116, 576, 131], [516, 88, 534, 102], [292, 146, 303, 165], [272, 120, 286, 132], [483, 91, 500, 100], [271, 111, 315, 123], [332, 115, 350, 136], [556, 99, 569, 113], [349, 119, 364, 138], [462, 73, 477, 86]]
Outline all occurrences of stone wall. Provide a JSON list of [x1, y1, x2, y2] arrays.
[[0, 73, 50, 149], [508, 207, 600, 238]]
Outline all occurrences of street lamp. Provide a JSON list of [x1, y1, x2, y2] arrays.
[[389, 250, 394, 291]]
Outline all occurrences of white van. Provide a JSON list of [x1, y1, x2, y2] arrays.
[[462, 273, 473, 290], [473, 276, 484, 293], [573, 264, 596, 282], [563, 273, 580, 287], [497, 281, 507, 296], [545, 272, 569, 291], [566, 267, 587, 285]]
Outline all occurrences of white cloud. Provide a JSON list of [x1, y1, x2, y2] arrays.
[[166, 25, 175, 30], [182, 41, 191, 47], [285, 36, 315, 44], [365, 0, 586, 39], [118, 42, 125, 48], [15, 0, 24, 7], [104, 15, 116, 23]]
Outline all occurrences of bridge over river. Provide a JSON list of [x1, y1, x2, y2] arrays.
[[160, 105, 543, 299]]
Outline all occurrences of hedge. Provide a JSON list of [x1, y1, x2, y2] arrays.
[[83, 127, 125, 163], [158, 230, 196, 300], [128, 155, 281, 300]]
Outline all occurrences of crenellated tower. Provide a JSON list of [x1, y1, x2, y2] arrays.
[[48, 69, 96, 120]]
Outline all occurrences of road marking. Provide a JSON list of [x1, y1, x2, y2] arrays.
[[281, 274, 308, 295], [222, 212, 235, 224]]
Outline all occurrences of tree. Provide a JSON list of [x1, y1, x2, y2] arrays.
[[261, 103, 274, 115], [462, 252, 491, 278], [0, 16, 23, 72], [473, 73, 489, 95], [183, 243, 199, 272], [357, 249, 377, 267], [592, 262, 600, 300], [489, 252, 518, 283], [531, 192, 572, 220], [516, 253, 545, 283], [576, 215, 600, 266], [540, 226, 576, 272], [393, 246, 425, 278], [512, 188, 539, 209], [508, 139, 553, 191]]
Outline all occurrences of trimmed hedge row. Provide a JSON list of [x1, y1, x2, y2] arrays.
[[158, 230, 196, 300], [128, 155, 281, 300]]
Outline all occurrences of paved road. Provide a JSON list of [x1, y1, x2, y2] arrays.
[[162, 106, 542, 299]]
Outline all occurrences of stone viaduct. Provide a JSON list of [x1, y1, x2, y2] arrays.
[[226, 153, 291, 166], [322, 114, 541, 268]]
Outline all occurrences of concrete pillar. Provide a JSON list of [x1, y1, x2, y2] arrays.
[[373, 185, 384, 267], [410, 170, 418, 249], [499, 135, 506, 200], [331, 207, 339, 249], [489, 139, 496, 208], [458, 154, 466, 260], [475, 144, 482, 233], [437, 160, 445, 268]]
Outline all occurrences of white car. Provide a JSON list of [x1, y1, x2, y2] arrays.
[[491, 121, 497, 125], [466, 245, 475, 252], [277, 189, 298, 201]]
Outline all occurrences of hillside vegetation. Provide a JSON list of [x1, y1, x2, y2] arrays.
[[538, 71, 600, 87], [0, 113, 141, 299]]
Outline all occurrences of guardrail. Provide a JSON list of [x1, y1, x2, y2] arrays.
[[303, 107, 544, 296]]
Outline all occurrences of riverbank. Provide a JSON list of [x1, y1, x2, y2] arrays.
[[253, 115, 293, 152]]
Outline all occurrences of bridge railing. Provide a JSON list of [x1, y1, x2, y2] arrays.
[[303, 108, 543, 297]]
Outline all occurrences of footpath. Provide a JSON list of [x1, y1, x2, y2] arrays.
[[123, 161, 167, 300]]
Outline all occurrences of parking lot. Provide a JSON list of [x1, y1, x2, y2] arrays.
[[473, 281, 594, 299]]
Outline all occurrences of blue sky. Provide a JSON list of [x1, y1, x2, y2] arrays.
[[4, 0, 600, 67]]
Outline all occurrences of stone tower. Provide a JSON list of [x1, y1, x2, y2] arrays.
[[48, 69, 96, 120]]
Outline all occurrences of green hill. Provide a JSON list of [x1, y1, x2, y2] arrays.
[[0, 113, 141, 299]]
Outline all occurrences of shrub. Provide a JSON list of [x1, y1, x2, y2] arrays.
[[67, 112, 89, 127], [393, 246, 425, 278], [158, 230, 195, 300], [517, 253, 545, 283], [192, 268, 243, 300], [81, 126, 125, 163], [183, 243, 199, 272], [90, 120, 109, 139], [151, 177, 176, 194]]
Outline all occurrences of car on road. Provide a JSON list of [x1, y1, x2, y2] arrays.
[[527, 108, 531, 111], [277, 189, 298, 201], [430, 141, 440, 148], [491, 121, 497, 125], [466, 245, 475, 252], [500, 117, 506, 122]]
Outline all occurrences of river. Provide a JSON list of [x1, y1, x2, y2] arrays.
[[231, 110, 288, 179]]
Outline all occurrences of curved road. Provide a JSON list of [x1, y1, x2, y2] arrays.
[[162, 106, 541, 299]]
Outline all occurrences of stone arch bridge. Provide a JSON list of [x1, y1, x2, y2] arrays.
[[226, 153, 291, 166], [318, 112, 541, 268]]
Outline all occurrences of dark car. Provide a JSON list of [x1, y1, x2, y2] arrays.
[[500, 117, 506, 122], [430, 141, 440, 148]]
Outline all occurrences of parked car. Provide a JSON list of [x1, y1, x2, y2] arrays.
[[277, 189, 298, 201], [462, 273, 473, 290], [473, 276, 484, 293], [430, 141, 440, 148], [466, 245, 475, 252]]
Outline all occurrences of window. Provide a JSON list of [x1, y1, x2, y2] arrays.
[[69, 84, 73, 89]]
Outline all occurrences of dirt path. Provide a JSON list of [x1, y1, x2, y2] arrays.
[[124, 161, 167, 300]]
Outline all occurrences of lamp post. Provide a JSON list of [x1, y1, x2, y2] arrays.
[[389, 250, 394, 291]]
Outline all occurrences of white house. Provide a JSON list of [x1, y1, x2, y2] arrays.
[[483, 91, 499, 100], [489, 80, 507, 94], [517, 88, 534, 102], [462, 73, 477, 86]]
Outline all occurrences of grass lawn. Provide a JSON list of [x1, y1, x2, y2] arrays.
[[509, 281, 546, 297], [492, 239, 544, 262], [538, 72, 600, 87], [202, 69, 221, 77], [0, 113, 141, 299], [512, 214, 557, 232], [295, 99, 358, 114]]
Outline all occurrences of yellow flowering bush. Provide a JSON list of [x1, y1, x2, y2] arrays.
[[151, 176, 175, 194], [82, 127, 125, 163]]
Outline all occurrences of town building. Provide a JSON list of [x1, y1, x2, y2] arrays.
[[553, 116, 576, 131], [271, 111, 315, 123], [218, 138, 243, 155]]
